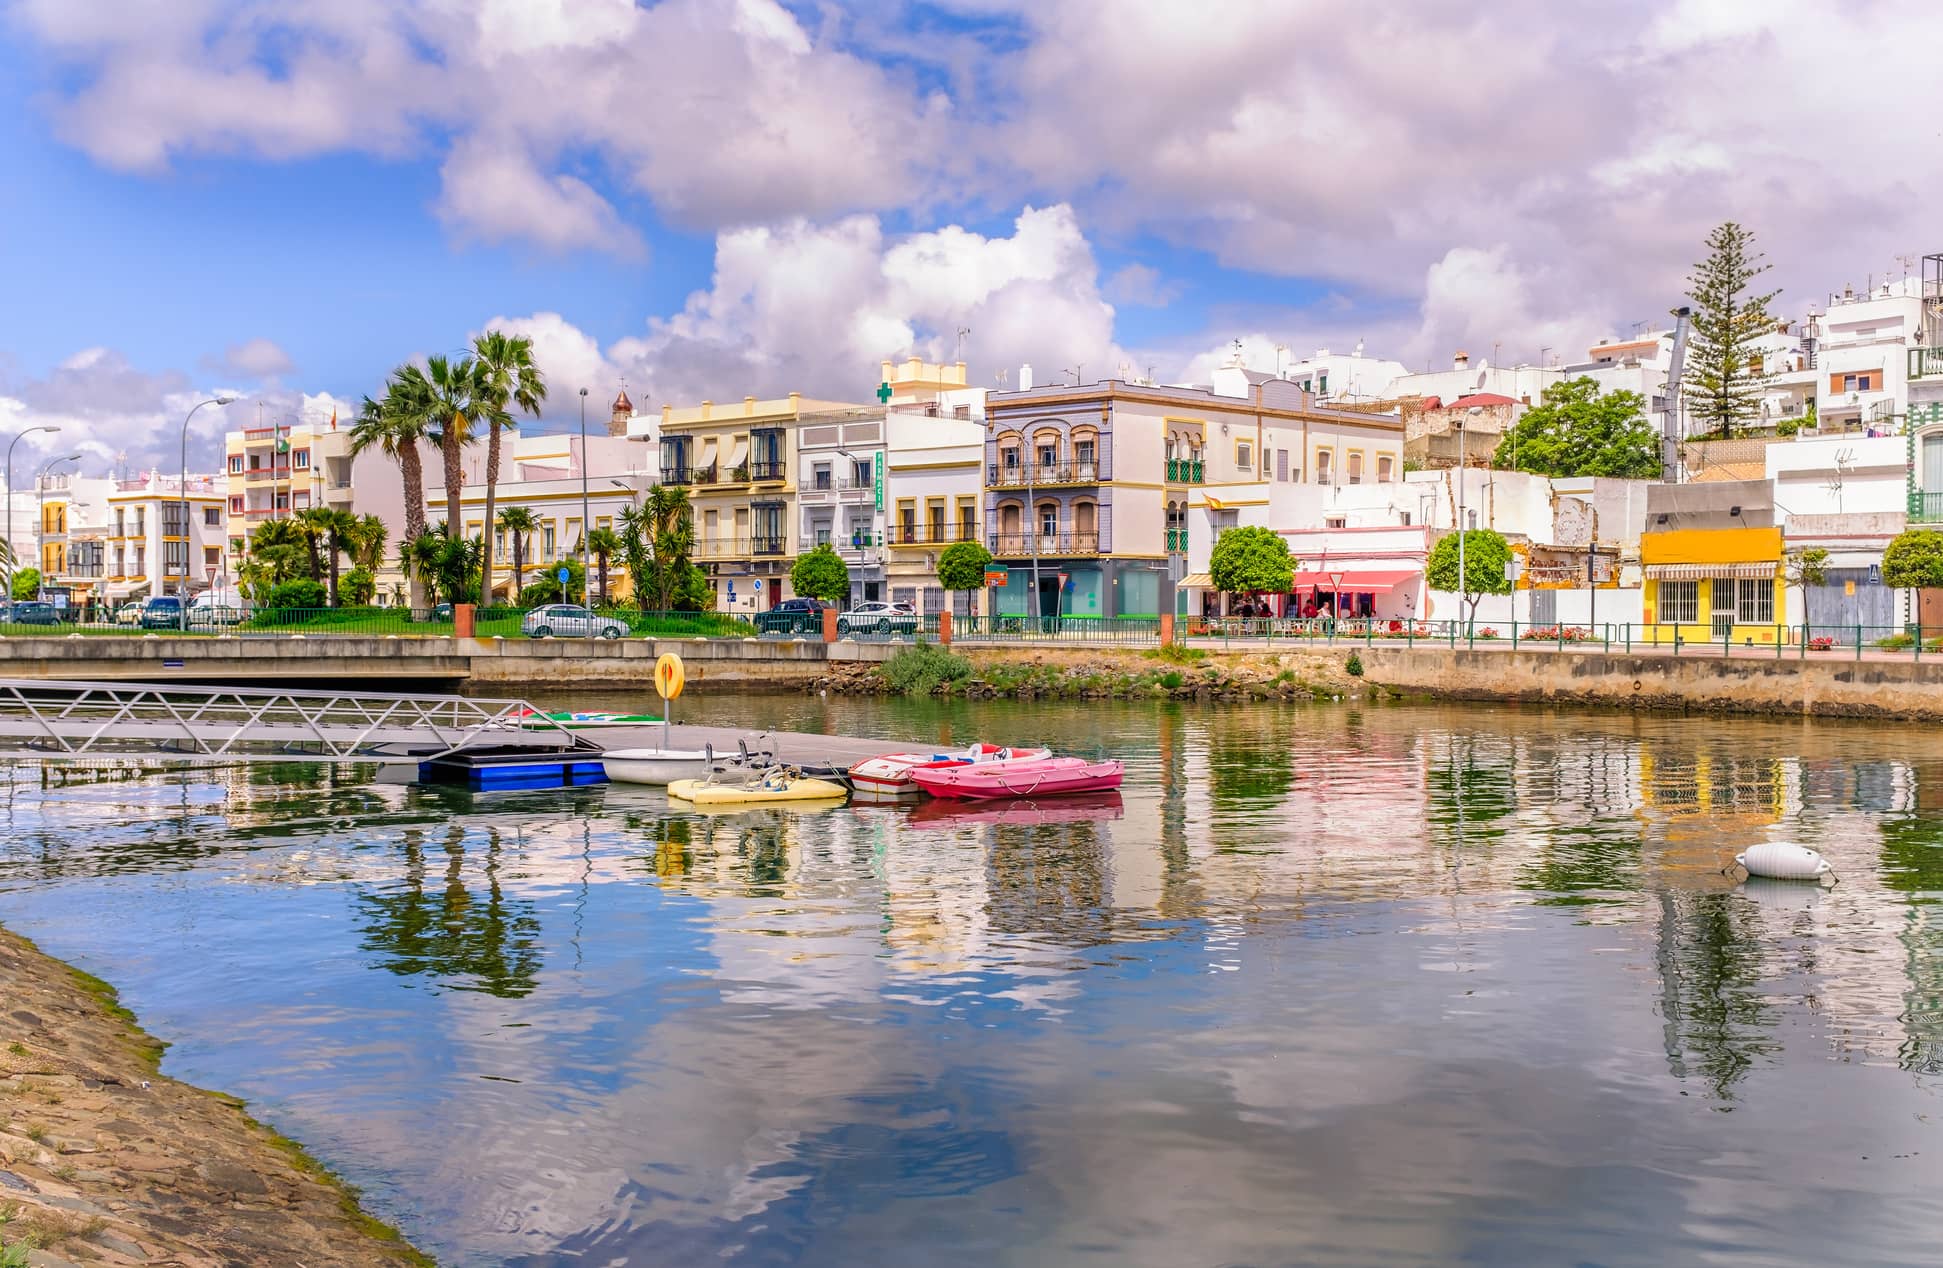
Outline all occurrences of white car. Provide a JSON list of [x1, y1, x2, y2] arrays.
[[836, 600, 919, 637], [521, 604, 628, 639]]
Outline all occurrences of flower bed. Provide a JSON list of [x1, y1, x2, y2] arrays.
[[1519, 625, 1595, 643]]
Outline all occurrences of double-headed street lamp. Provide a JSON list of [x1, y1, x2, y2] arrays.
[[4, 424, 61, 592], [179, 397, 236, 597]]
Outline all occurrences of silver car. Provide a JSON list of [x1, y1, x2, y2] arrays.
[[521, 604, 627, 639]]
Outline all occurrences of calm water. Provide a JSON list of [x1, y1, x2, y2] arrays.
[[2, 698, 1941, 1266]]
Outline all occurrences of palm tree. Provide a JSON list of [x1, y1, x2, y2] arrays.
[[586, 526, 621, 607], [643, 485, 696, 610], [399, 529, 448, 605], [347, 513, 389, 572], [311, 507, 358, 605], [413, 355, 489, 542], [495, 506, 538, 603], [471, 332, 548, 606], [349, 384, 431, 544], [293, 507, 335, 582], [239, 519, 308, 599]]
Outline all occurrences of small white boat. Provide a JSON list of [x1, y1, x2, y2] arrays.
[[602, 746, 716, 786]]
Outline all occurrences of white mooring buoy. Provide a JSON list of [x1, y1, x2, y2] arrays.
[[1735, 842, 1833, 881]]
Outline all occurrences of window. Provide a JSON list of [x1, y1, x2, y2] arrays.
[[203, 546, 220, 570], [1377, 455, 1394, 483], [113, 509, 125, 537], [1325, 515, 1346, 530], [1658, 580, 1699, 624], [161, 504, 188, 536], [897, 499, 917, 544], [1347, 452, 1364, 484], [163, 540, 189, 574], [230, 497, 245, 514], [1075, 438, 1096, 474], [113, 546, 124, 576], [958, 499, 977, 541], [1277, 448, 1289, 481], [228, 455, 244, 474], [293, 449, 310, 470], [204, 507, 221, 526], [814, 522, 832, 547], [854, 458, 874, 487], [812, 462, 832, 491], [1734, 577, 1773, 624], [1236, 441, 1253, 473], [1036, 441, 1058, 469], [1001, 445, 1021, 472], [275, 494, 288, 511], [1315, 450, 1333, 485], [927, 499, 946, 542], [542, 522, 556, 560], [1317, 371, 1328, 394], [249, 454, 262, 471], [1039, 504, 1058, 537]]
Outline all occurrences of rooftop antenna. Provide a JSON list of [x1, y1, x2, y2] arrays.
[[993, 369, 1009, 387], [1540, 345, 1552, 367], [1064, 365, 1083, 385], [1897, 253, 1918, 285]]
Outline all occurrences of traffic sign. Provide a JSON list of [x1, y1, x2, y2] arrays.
[[753, 578, 763, 592], [985, 570, 1007, 587], [655, 653, 686, 701], [556, 566, 570, 584]]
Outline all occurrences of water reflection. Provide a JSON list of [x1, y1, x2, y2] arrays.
[[2, 702, 1943, 1264]]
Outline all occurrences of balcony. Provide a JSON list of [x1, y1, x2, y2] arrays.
[[1916, 491, 1943, 522], [988, 531, 1101, 557], [1912, 348, 1943, 380], [660, 466, 692, 486], [1166, 458, 1205, 483], [749, 459, 786, 482], [753, 534, 785, 556], [695, 537, 752, 559], [988, 460, 1104, 488], [1166, 528, 1187, 553], [888, 523, 981, 547]]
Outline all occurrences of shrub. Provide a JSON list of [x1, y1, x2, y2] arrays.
[[340, 566, 376, 606], [1807, 635, 1836, 651], [1519, 625, 1594, 642], [1875, 633, 1914, 650], [1159, 670, 1185, 689], [1345, 652, 1364, 677], [1144, 642, 1208, 665], [262, 579, 327, 611], [881, 641, 973, 696], [1478, 627, 1500, 640]]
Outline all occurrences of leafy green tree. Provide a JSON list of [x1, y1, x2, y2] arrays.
[[1883, 529, 1943, 589], [673, 561, 711, 612], [399, 529, 449, 605], [586, 526, 621, 607], [470, 331, 548, 604], [346, 513, 389, 571], [1425, 529, 1512, 621], [790, 544, 850, 602], [402, 355, 491, 538], [262, 577, 328, 611], [495, 506, 538, 602], [238, 519, 309, 600], [937, 540, 994, 616], [1683, 222, 1779, 438], [1208, 525, 1294, 598], [1785, 546, 1829, 591], [340, 566, 377, 606], [516, 558, 585, 608], [1494, 377, 1659, 477], [10, 566, 41, 600]]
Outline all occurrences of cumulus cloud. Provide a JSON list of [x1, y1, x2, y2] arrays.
[[207, 337, 295, 379], [0, 349, 350, 479], [483, 203, 1125, 411]]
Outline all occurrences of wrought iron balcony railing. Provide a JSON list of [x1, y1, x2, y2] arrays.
[[987, 461, 1104, 487], [987, 531, 1101, 556]]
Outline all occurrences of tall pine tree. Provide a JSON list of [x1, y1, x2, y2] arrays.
[[1682, 222, 1779, 438]]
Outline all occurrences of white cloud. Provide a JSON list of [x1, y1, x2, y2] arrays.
[[436, 137, 642, 256], [1104, 263, 1180, 308], [209, 337, 295, 379]]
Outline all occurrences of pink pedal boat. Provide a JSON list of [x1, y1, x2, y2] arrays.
[[849, 743, 1050, 798], [909, 756, 1124, 801]]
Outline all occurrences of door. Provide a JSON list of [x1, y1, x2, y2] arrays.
[[1038, 576, 1062, 621], [1711, 579, 1738, 639], [1528, 589, 1556, 627]]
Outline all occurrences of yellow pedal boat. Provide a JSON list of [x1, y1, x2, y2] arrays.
[[668, 771, 849, 806]]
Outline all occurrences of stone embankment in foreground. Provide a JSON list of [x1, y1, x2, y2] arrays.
[[0, 928, 430, 1268]]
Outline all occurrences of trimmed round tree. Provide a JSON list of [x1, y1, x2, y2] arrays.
[[1425, 529, 1512, 622], [1883, 528, 1943, 590], [937, 540, 994, 615], [790, 543, 851, 603], [1208, 526, 1294, 602]]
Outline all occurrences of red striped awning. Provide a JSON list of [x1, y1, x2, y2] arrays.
[[1291, 569, 1417, 593]]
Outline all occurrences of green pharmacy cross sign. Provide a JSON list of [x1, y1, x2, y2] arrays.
[[876, 381, 892, 404]]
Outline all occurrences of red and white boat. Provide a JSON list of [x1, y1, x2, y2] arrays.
[[849, 743, 1049, 798], [909, 756, 1124, 801]]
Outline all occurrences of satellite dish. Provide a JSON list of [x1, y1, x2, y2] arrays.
[[1475, 370, 1488, 390]]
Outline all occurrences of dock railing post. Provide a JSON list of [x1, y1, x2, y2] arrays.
[[454, 603, 475, 639], [1159, 612, 1174, 647], [822, 607, 838, 643], [939, 610, 953, 646]]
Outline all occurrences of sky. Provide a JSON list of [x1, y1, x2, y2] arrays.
[[3, 0, 1942, 476]]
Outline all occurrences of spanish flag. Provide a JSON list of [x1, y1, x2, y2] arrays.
[[329, 407, 337, 431]]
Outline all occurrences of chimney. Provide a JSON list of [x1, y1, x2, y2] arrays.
[[1453, 350, 1470, 371], [1019, 363, 1034, 391]]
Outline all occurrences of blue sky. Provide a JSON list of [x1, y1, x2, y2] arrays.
[[1, 0, 1936, 469]]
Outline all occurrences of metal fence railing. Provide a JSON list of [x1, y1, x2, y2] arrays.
[[7, 606, 1943, 661]]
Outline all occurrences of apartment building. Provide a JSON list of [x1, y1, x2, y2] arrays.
[[881, 361, 987, 615], [102, 471, 227, 602], [1808, 278, 1922, 434], [29, 471, 113, 608], [985, 368, 1406, 619]]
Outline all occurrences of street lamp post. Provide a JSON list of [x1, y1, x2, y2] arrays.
[[578, 387, 592, 607], [34, 453, 80, 600], [4, 424, 60, 597], [179, 397, 235, 606]]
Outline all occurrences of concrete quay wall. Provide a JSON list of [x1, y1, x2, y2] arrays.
[[0, 635, 892, 689], [1355, 646, 1943, 720]]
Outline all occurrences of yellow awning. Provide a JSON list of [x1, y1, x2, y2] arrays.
[[1178, 573, 1214, 589]]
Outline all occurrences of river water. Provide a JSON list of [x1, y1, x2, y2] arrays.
[[1, 697, 1940, 1266]]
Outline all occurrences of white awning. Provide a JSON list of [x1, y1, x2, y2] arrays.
[[104, 580, 150, 600], [1644, 563, 1777, 580], [1178, 573, 1214, 589]]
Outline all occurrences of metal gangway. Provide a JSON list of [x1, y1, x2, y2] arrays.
[[0, 679, 600, 762]]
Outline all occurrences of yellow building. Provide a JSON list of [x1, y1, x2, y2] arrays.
[[1640, 526, 1785, 645], [654, 390, 862, 611]]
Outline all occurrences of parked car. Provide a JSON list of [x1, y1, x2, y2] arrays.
[[114, 601, 144, 626], [0, 601, 59, 626], [428, 603, 453, 622], [187, 604, 248, 630], [137, 595, 187, 630], [520, 604, 627, 639], [836, 600, 919, 638], [754, 596, 835, 637]]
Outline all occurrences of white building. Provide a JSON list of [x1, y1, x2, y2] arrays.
[[1210, 344, 1408, 405], [1392, 352, 1565, 414], [1807, 278, 1923, 433], [102, 470, 228, 603]]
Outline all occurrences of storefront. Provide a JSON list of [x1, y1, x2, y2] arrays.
[[1640, 527, 1785, 645]]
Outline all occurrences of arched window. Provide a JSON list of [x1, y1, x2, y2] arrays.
[[1347, 452, 1364, 484], [998, 502, 1023, 535], [1031, 427, 1062, 476], [1377, 455, 1395, 483], [1074, 500, 1097, 536], [1071, 425, 1100, 480], [1036, 501, 1059, 540], [995, 431, 1023, 484]]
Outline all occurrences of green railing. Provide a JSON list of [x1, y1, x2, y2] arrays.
[[1165, 458, 1205, 483], [1915, 491, 1943, 523], [1166, 528, 1187, 552], [952, 615, 1162, 644], [1909, 347, 1943, 380]]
